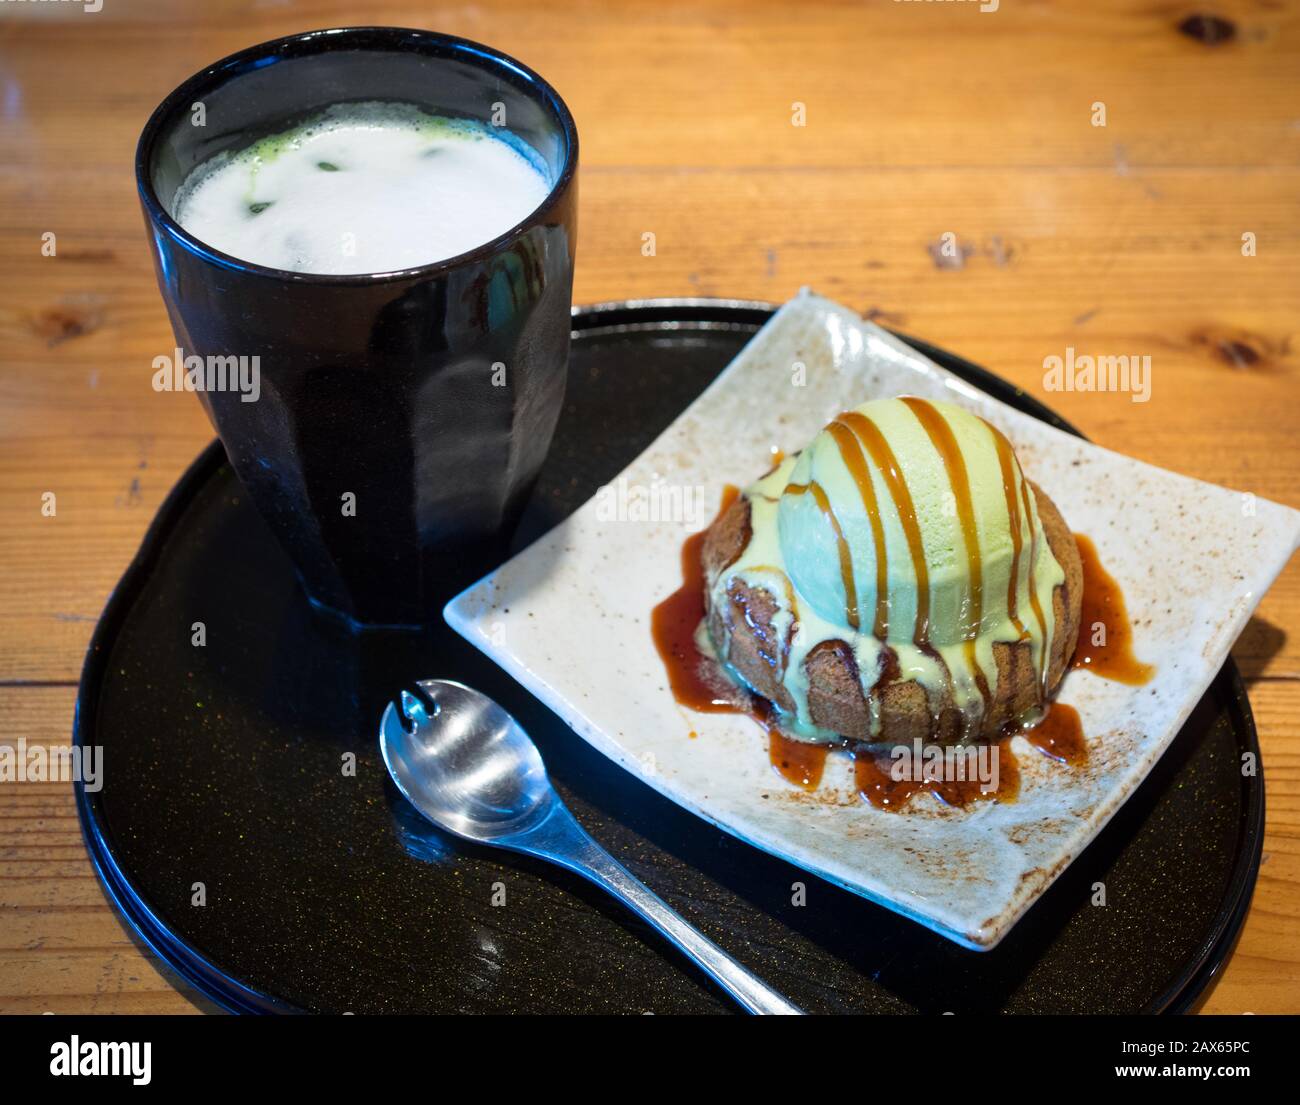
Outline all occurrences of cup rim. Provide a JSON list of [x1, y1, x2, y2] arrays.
[[135, 26, 579, 285]]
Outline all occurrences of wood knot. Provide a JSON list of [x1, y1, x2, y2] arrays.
[[1177, 14, 1236, 46], [29, 298, 105, 347], [1190, 326, 1270, 370]]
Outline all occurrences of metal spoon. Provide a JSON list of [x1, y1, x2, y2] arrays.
[[379, 678, 802, 1015]]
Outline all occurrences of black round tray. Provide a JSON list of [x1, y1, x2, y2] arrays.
[[74, 299, 1262, 1013]]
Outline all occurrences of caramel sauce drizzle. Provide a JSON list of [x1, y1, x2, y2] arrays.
[[987, 425, 1030, 641], [989, 420, 1053, 702], [826, 420, 891, 638], [760, 447, 786, 478], [1019, 476, 1051, 696], [785, 480, 859, 630], [836, 410, 932, 649], [901, 397, 992, 718]]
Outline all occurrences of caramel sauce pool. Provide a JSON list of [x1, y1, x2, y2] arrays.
[[769, 730, 829, 789], [651, 487, 1134, 812], [1022, 701, 1086, 764], [650, 485, 742, 716], [1071, 533, 1155, 685], [771, 706, 1084, 810]]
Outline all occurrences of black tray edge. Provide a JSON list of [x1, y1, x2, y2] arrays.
[[71, 298, 1265, 1016]]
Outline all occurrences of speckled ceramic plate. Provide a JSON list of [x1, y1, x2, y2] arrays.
[[447, 291, 1299, 951], [76, 299, 1267, 1012]]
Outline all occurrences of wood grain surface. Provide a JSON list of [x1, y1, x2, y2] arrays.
[[1, 0, 1297, 1014]]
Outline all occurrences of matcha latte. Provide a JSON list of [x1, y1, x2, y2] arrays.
[[172, 103, 552, 275]]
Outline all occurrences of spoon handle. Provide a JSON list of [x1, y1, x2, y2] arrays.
[[514, 804, 803, 1015]]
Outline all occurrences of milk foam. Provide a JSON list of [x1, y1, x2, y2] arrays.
[[172, 103, 552, 275]]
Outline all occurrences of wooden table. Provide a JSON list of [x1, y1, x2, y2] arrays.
[[1, 0, 1297, 1014]]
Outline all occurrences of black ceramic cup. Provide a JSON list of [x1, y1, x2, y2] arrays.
[[136, 27, 578, 627]]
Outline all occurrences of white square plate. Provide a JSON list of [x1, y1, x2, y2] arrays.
[[446, 290, 1300, 949]]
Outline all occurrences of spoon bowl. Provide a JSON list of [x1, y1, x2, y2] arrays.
[[380, 680, 555, 841]]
